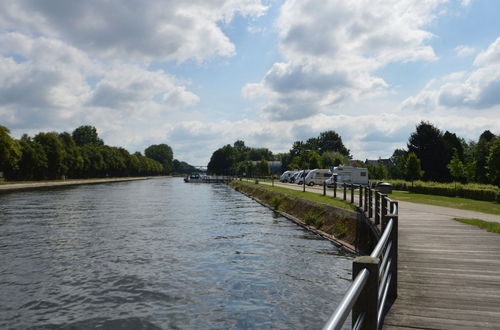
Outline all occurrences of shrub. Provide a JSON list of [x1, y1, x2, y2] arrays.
[[387, 179, 500, 203], [270, 196, 285, 210]]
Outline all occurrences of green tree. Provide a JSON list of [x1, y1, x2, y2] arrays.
[[59, 132, 84, 178], [259, 158, 270, 177], [207, 144, 236, 175], [0, 125, 22, 176], [17, 135, 48, 180], [407, 121, 448, 181], [317, 130, 350, 156], [34, 132, 67, 179], [405, 152, 423, 185], [72, 125, 104, 146], [145, 144, 174, 174], [447, 148, 465, 186], [368, 163, 388, 180], [474, 130, 496, 183], [487, 137, 500, 186], [388, 149, 407, 179], [321, 151, 347, 168], [306, 150, 321, 169]]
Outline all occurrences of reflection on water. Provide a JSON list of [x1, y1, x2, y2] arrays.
[[0, 178, 351, 329]]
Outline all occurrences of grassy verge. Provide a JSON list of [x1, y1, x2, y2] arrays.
[[237, 180, 356, 211], [390, 190, 500, 216], [454, 218, 500, 234]]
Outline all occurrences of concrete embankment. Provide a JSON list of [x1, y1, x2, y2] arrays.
[[0, 177, 160, 192], [229, 181, 361, 254]]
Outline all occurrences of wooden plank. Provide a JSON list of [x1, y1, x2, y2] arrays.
[[383, 202, 500, 329]]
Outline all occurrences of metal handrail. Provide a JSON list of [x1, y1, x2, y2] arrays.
[[371, 219, 393, 258], [322, 269, 370, 330], [323, 184, 398, 330]]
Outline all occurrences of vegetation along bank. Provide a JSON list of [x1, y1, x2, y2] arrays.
[[230, 181, 376, 255]]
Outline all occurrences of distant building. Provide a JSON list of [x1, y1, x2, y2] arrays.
[[365, 158, 393, 167], [251, 160, 282, 174], [268, 161, 282, 174]]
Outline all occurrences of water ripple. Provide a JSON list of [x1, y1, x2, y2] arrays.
[[0, 178, 351, 329]]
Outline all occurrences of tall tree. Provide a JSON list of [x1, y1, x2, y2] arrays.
[[447, 148, 465, 185], [207, 144, 236, 175], [407, 121, 448, 181], [0, 125, 21, 176], [321, 151, 347, 168], [474, 130, 496, 183], [145, 144, 174, 174], [406, 152, 423, 184], [59, 132, 84, 178], [34, 132, 67, 179], [317, 130, 350, 156], [259, 158, 270, 176], [487, 137, 500, 186], [72, 125, 104, 146], [16, 135, 48, 180], [388, 149, 407, 179]]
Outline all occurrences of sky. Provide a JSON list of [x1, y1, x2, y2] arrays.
[[1, 0, 500, 166]]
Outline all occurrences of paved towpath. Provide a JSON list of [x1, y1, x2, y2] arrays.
[[0, 177, 154, 191], [254, 181, 500, 328]]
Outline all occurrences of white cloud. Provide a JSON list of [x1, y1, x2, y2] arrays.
[[244, 0, 445, 121], [0, 33, 199, 131], [454, 45, 476, 58], [473, 37, 500, 66], [0, 0, 267, 62], [403, 37, 500, 111]]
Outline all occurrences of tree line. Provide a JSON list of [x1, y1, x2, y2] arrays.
[[371, 122, 500, 186], [0, 125, 198, 181], [206, 123, 500, 187], [207, 130, 350, 175]]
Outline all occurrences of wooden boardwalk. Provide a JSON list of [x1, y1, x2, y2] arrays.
[[256, 181, 500, 328], [383, 202, 500, 329]]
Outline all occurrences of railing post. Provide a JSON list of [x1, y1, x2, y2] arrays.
[[350, 184, 354, 203], [368, 188, 373, 219], [359, 185, 363, 208], [353, 256, 380, 330], [381, 196, 388, 232], [364, 186, 368, 213], [323, 181, 326, 196], [343, 184, 347, 200], [375, 192, 380, 225]]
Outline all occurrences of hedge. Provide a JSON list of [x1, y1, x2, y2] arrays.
[[387, 180, 500, 203]]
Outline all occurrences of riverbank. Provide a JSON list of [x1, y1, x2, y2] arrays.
[[0, 177, 165, 192], [229, 181, 360, 254]]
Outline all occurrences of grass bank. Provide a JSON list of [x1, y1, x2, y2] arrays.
[[389, 190, 500, 216], [455, 218, 500, 234], [230, 180, 360, 252]]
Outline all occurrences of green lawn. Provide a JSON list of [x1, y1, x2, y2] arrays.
[[236, 181, 357, 211], [455, 218, 500, 234], [390, 190, 500, 216]]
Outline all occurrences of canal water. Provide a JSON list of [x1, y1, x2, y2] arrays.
[[0, 177, 352, 329]]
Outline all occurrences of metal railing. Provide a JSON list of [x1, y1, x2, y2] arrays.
[[323, 184, 398, 330]]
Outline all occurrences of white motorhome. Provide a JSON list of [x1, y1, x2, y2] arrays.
[[325, 166, 369, 186], [279, 170, 296, 182], [304, 169, 332, 186]]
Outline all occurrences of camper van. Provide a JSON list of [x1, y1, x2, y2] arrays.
[[304, 169, 332, 186], [279, 170, 296, 182], [295, 170, 310, 185], [325, 166, 369, 186]]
